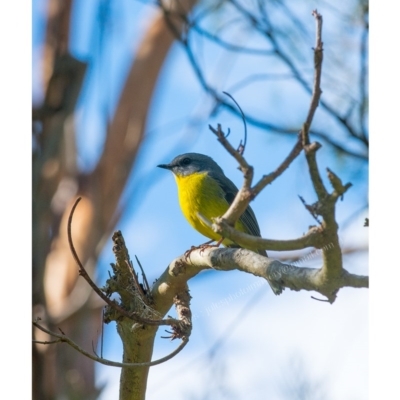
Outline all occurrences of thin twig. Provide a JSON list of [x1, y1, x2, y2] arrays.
[[300, 11, 329, 200], [305, 10, 323, 128], [135, 255, 151, 293], [208, 124, 252, 177], [33, 339, 62, 345]]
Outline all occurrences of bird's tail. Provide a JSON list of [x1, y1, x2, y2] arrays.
[[257, 249, 268, 257]]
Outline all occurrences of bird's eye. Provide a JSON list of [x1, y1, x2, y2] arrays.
[[181, 158, 191, 166]]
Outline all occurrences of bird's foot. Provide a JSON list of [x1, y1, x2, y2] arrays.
[[184, 245, 199, 261], [184, 239, 223, 261]]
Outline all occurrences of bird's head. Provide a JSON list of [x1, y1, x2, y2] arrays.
[[157, 153, 224, 177]]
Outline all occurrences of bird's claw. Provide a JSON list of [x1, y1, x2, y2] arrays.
[[184, 242, 220, 261]]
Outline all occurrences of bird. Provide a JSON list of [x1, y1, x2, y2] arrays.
[[158, 152, 281, 295]]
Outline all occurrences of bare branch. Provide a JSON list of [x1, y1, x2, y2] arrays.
[[213, 222, 325, 251], [153, 247, 368, 304], [305, 10, 323, 128], [300, 11, 328, 200]]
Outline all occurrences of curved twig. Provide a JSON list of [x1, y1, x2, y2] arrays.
[[222, 91, 247, 154], [67, 197, 179, 327], [33, 319, 189, 368]]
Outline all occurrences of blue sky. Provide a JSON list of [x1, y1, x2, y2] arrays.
[[21, 0, 398, 399]]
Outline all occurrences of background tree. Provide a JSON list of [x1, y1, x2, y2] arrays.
[[31, 1, 370, 399]]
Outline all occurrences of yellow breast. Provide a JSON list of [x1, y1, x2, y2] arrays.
[[174, 172, 232, 242]]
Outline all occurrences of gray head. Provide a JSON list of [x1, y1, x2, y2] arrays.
[[157, 153, 225, 177]]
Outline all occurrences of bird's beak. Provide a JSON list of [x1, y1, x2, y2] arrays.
[[157, 163, 172, 170]]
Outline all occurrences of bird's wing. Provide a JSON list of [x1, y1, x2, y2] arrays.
[[209, 171, 261, 237]]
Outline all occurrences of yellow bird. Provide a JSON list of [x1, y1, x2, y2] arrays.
[[158, 153, 280, 294]]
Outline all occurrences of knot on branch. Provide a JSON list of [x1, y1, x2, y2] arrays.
[[171, 259, 187, 276], [266, 261, 297, 290], [303, 225, 326, 248], [304, 141, 322, 154]]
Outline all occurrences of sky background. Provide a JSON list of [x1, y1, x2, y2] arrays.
[[6, 0, 396, 398]]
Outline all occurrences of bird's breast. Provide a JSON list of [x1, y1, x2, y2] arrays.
[[174, 172, 228, 240]]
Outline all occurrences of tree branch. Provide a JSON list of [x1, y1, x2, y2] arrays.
[[153, 247, 368, 304], [213, 222, 325, 251]]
